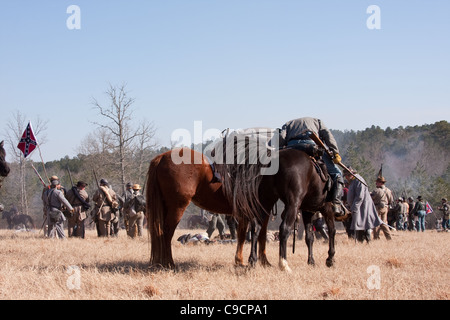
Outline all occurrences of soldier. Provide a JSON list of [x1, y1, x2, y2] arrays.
[[437, 198, 449, 231], [93, 178, 118, 237], [279, 117, 345, 216], [371, 176, 394, 240], [206, 212, 226, 239], [412, 196, 427, 232], [125, 184, 146, 238], [43, 179, 74, 239], [343, 168, 382, 243], [393, 197, 408, 231], [407, 196, 416, 231], [66, 181, 90, 238], [122, 182, 134, 234]]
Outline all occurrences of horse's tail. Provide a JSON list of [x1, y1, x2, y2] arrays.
[[146, 154, 165, 266]]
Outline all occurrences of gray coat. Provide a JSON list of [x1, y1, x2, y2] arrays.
[[279, 117, 340, 154], [347, 174, 382, 231]]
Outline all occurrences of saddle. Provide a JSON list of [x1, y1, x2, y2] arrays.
[[310, 157, 331, 185]]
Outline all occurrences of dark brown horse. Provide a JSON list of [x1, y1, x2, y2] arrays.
[[216, 147, 336, 272], [0, 141, 11, 188], [2, 209, 36, 230]]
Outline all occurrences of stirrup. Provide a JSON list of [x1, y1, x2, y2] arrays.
[[334, 204, 351, 222]]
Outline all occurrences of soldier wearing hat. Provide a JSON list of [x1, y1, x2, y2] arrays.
[[124, 184, 146, 238], [66, 181, 90, 238], [412, 196, 427, 232], [42, 179, 74, 239], [437, 198, 449, 231], [122, 182, 134, 234], [407, 196, 416, 231], [371, 175, 393, 240], [93, 178, 118, 237]]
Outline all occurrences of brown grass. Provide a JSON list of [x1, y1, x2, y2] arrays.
[[0, 228, 448, 300]]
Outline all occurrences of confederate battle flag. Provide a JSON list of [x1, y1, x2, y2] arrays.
[[17, 122, 38, 158]]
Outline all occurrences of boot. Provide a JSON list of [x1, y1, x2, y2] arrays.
[[330, 175, 345, 215]]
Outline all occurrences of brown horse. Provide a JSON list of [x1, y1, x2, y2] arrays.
[[0, 141, 11, 188], [146, 148, 270, 269]]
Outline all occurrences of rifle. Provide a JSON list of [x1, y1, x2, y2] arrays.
[[309, 132, 368, 187], [31, 163, 48, 188], [92, 169, 107, 217], [67, 166, 75, 189]]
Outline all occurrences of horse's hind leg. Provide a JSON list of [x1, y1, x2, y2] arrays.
[[160, 204, 189, 269], [248, 219, 261, 267], [302, 211, 315, 266], [235, 217, 248, 267], [258, 214, 271, 267]]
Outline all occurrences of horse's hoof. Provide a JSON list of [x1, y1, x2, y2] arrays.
[[259, 256, 272, 268], [260, 260, 272, 268], [307, 259, 316, 266], [279, 258, 292, 273], [326, 258, 334, 268]]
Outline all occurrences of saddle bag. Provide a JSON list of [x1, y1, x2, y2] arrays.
[[48, 208, 62, 222]]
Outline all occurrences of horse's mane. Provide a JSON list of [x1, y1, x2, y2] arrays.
[[210, 128, 278, 222]]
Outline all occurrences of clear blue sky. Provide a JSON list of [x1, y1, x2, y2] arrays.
[[1, 1, 449, 161]]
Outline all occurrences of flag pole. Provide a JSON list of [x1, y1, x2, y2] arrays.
[[36, 142, 50, 184], [23, 121, 50, 184]]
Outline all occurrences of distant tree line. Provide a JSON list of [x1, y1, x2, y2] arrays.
[[333, 120, 450, 205], [1, 84, 448, 227]]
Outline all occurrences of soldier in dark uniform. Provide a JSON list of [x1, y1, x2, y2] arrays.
[[66, 181, 90, 238], [279, 117, 345, 215]]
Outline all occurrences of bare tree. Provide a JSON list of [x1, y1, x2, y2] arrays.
[[132, 121, 158, 185], [91, 83, 155, 193], [3, 111, 48, 215]]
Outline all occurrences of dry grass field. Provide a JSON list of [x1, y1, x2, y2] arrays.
[[0, 227, 448, 300]]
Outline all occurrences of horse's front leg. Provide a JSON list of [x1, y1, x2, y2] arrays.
[[302, 211, 315, 266], [235, 217, 248, 266], [322, 204, 336, 267]]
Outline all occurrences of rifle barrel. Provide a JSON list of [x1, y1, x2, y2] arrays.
[[67, 167, 75, 188], [309, 132, 368, 187], [31, 164, 47, 187]]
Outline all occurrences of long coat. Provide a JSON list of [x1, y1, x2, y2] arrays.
[[347, 174, 383, 231]]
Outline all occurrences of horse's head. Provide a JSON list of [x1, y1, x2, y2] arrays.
[[0, 140, 11, 178]]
